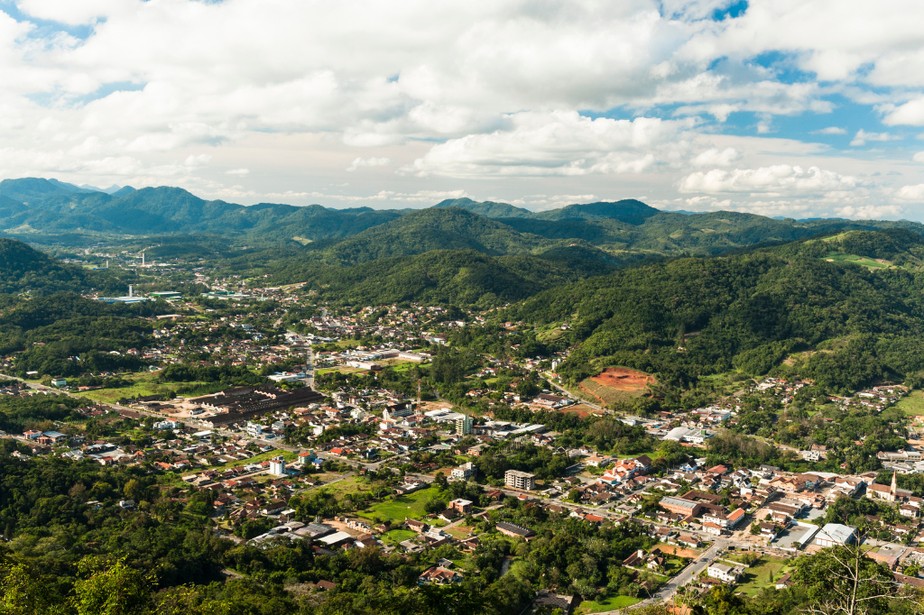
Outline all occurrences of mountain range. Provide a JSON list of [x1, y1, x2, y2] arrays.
[[5, 177, 924, 310], [1, 178, 913, 255]]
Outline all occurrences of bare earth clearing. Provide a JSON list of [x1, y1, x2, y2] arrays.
[[577, 367, 655, 405]]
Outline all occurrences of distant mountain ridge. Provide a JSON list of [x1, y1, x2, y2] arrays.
[[0, 178, 401, 243], [1, 177, 919, 266]]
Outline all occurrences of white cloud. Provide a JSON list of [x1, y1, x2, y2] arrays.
[[896, 184, 924, 201], [686, 0, 924, 86], [408, 111, 693, 178], [0, 1, 921, 219], [883, 98, 924, 126], [679, 165, 858, 195], [658, 0, 740, 20], [183, 154, 211, 167], [692, 147, 740, 167], [850, 129, 898, 147], [17, 0, 124, 26], [834, 204, 905, 219], [346, 157, 390, 172]]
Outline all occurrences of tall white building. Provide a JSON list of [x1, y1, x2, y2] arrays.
[[455, 414, 474, 435], [269, 457, 286, 477], [505, 470, 535, 491]]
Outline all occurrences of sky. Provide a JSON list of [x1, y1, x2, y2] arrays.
[[3, 1, 924, 220]]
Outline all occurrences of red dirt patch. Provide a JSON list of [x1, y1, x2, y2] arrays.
[[558, 403, 604, 418], [590, 367, 655, 392], [653, 544, 699, 559]]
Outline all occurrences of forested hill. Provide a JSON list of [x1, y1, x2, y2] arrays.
[[0, 178, 400, 243], [317, 208, 549, 265], [512, 229, 924, 394], [0, 238, 93, 294], [279, 246, 635, 308], [2, 177, 919, 258]]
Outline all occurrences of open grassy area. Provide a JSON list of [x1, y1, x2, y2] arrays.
[[896, 390, 924, 416], [661, 556, 691, 576], [445, 525, 474, 540], [304, 474, 366, 496], [315, 366, 365, 376], [735, 556, 789, 596], [192, 448, 296, 475], [358, 486, 439, 523], [824, 253, 892, 269], [379, 529, 416, 546], [380, 359, 421, 372], [74, 372, 223, 403], [576, 595, 641, 613]]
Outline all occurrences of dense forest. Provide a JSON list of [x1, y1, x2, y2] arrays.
[[513, 229, 924, 393], [0, 293, 159, 377]]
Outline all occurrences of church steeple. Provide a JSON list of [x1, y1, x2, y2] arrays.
[[891, 470, 898, 498]]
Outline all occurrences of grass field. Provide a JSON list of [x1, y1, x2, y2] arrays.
[[896, 390, 924, 416], [445, 525, 474, 540], [358, 486, 439, 523], [304, 474, 366, 496], [74, 372, 224, 403], [576, 595, 641, 613], [735, 556, 789, 596], [200, 448, 296, 474], [315, 366, 365, 376], [379, 529, 416, 546], [824, 253, 892, 269]]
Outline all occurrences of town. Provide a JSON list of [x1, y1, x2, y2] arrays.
[[3, 262, 924, 614]]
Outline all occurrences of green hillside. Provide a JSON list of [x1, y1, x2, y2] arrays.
[[432, 197, 533, 218], [320, 207, 549, 265], [0, 179, 400, 243], [0, 238, 92, 294], [513, 230, 924, 394]]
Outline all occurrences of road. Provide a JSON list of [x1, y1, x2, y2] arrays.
[[5, 369, 748, 610], [542, 371, 606, 413], [591, 538, 730, 614]]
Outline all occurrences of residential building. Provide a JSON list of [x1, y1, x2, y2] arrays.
[[455, 414, 474, 436], [505, 470, 535, 491], [707, 563, 743, 583]]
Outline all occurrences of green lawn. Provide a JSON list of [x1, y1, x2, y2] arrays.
[[315, 366, 364, 376], [576, 595, 641, 613], [191, 448, 296, 475], [303, 474, 366, 496], [896, 390, 924, 416], [735, 556, 789, 596], [358, 486, 439, 523], [662, 556, 691, 576], [379, 529, 416, 546], [74, 372, 223, 403], [445, 525, 474, 540]]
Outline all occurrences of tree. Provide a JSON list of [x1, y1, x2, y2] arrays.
[[793, 544, 916, 614], [0, 563, 65, 615], [72, 558, 153, 615]]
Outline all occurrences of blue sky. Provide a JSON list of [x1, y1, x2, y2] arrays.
[[2, 0, 924, 220]]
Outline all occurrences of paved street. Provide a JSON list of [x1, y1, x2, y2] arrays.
[[595, 539, 729, 614]]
